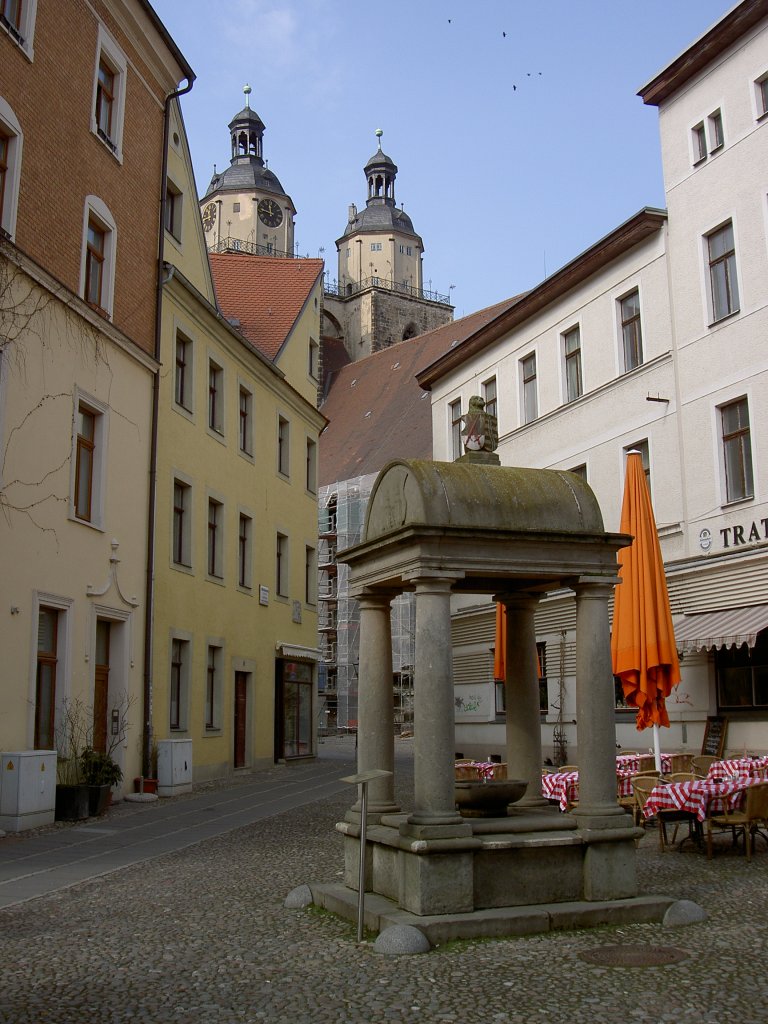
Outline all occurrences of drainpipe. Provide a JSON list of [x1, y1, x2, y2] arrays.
[[143, 72, 195, 777]]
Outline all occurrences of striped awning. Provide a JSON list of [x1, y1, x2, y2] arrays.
[[674, 604, 768, 653]]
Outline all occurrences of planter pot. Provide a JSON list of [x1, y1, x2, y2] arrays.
[[454, 779, 528, 818], [88, 784, 112, 817], [55, 784, 90, 821], [133, 777, 158, 795]]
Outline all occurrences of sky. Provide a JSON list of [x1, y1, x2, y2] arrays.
[[151, 0, 735, 318]]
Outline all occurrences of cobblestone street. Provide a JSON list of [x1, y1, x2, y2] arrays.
[[2, 737, 767, 1024]]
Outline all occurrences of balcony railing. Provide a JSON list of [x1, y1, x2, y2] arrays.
[[207, 236, 297, 260], [324, 274, 451, 306]]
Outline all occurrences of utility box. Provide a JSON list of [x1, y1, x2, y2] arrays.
[[157, 739, 192, 797], [0, 750, 57, 832]]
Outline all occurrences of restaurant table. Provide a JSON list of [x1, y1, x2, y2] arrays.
[[543, 768, 640, 811], [704, 756, 768, 784], [616, 753, 672, 773], [643, 776, 761, 823]]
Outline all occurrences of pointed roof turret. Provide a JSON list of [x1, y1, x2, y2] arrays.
[[202, 85, 289, 200], [338, 130, 419, 241]]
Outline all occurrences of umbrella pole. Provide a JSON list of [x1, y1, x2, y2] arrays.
[[653, 724, 662, 774]]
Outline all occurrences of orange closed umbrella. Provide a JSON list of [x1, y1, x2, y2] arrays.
[[493, 602, 541, 682], [611, 452, 680, 749]]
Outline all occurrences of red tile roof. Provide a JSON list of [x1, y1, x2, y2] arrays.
[[209, 253, 324, 362], [319, 297, 518, 486]]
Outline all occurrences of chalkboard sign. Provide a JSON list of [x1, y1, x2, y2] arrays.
[[701, 716, 728, 757]]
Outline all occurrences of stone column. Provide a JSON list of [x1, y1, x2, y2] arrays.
[[572, 579, 626, 823], [349, 591, 400, 821], [501, 593, 546, 806], [406, 576, 468, 833]]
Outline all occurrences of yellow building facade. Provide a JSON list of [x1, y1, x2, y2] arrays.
[[152, 102, 325, 782]]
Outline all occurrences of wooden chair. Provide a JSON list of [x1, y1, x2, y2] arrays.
[[558, 765, 579, 772], [706, 781, 768, 861], [637, 755, 657, 772], [666, 772, 696, 783], [692, 755, 719, 776], [669, 753, 694, 774], [631, 776, 660, 829]]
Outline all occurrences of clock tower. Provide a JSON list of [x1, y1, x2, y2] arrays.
[[324, 131, 453, 362], [199, 85, 296, 257]]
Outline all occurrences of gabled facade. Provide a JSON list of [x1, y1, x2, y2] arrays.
[[417, 0, 768, 760], [0, 0, 192, 815], [155, 146, 326, 776]]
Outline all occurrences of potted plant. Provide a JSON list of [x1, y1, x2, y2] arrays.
[[80, 747, 123, 816], [134, 739, 159, 794], [54, 698, 90, 821]]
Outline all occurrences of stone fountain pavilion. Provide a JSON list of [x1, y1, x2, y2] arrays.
[[311, 454, 675, 941]]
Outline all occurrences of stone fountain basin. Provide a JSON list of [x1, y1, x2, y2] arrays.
[[455, 778, 528, 817]]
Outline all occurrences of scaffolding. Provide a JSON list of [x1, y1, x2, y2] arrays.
[[318, 475, 416, 733]]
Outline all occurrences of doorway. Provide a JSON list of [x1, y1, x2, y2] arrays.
[[234, 671, 248, 768], [93, 620, 111, 752], [276, 660, 313, 759]]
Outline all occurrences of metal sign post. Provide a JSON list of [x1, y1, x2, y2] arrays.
[[341, 768, 392, 943]]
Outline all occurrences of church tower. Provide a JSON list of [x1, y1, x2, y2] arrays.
[[324, 131, 453, 364], [199, 85, 296, 257]]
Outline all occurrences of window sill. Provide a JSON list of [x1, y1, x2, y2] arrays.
[[171, 561, 194, 576], [92, 126, 123, 164], [70, 512, 105, 532], [173, 402, 194, 423], [692, 155, 707, 167], [86, 300, 112, 321], [721, 494, 754, 510], [0, 17, 33, 60], [708, 309, 740, 328], [237, 584, 253, 596], [206, 426, 226, 446], [757, 109, 768, 124], [205, 574, 226, 587], [238, 447, 255, 464], [204, 727, 222, 736]]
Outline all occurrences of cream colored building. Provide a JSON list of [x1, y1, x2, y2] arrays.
[[154, 101, 325, 779], [0, 0, 192, 820], [417, 0, 768, 760]]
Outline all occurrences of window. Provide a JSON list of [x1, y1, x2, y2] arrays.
[[0, 97, 21, 239], [174, 332, 192, 412], [482, 377, 497, 423], [80, 197, 116, 317], [721, 397, 753, 502], [692, 122, 707, 163], [406, 246, 412, 256], [239, 386, 252, 455], [238, 513, 252, 589], [708, 109, 724, 152], [449, 398, 462, 459], [91, 28, 127, 159], [537, 642, 548, 712], [563, 326, 582, 402], [305, 546, 316, 605], [1, 0, 37, 57], [208, 359, 224, 433], [232, 201, 240, 213], [707, 222, 740, 322], [370, 242, 382, 251], [169, 637, 190, 731], [276, 532, 288, 597], [277, 415, 290, 476], [205, 645, 221, 730], [619, 290, 643, 371], [172, 479, 191, 567], [35, 607, 58, 748], [624, 440, 651, 500], [207, 498, 223, 578], [521, 353, 537, 423], [308, 338, 319, 379], [164, 179, 182, 242], [85, 217, 105, 309], [716, 631, 768, 711], [74, 405, 95, 521], [306, 437, 317, 494], [569, 463, 587, 481], [756, 74, 768, 119]]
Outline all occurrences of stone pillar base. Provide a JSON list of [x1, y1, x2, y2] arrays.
[[583, 837, 638, 901], [400, 820, 474, 840], [399, 849, 475, 916]]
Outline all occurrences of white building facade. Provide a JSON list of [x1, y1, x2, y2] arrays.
[[418, 0, 768, 761]]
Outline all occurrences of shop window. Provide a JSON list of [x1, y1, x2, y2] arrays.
[[716, 632, 768, 710]]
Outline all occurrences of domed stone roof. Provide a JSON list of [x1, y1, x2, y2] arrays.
[[339, 202, 416, 239]]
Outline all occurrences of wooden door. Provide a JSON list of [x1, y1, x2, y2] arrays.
[[93, 620, 110, 753], [234, 672, 247, 768]]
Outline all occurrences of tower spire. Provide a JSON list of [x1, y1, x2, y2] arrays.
[[243, 83, 251, 108]]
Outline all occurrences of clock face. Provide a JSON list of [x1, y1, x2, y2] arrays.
[[202, 203, 216, 231], [258, 197, 283, 227]]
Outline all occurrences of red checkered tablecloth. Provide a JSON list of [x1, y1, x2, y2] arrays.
[[705, 757, 768, 784], [541, 771, 579, 810], [616, 753, 672, 773], [643, 777, 757, 822]]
